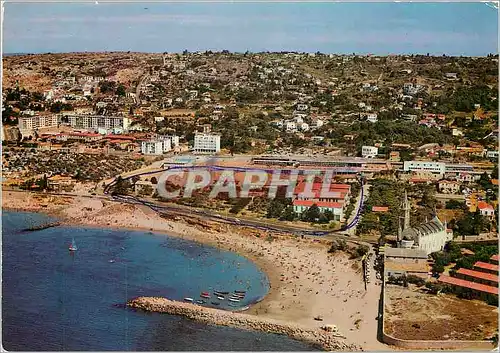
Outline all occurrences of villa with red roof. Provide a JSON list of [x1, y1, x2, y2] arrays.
[[477, 201, 495, 219], [292, 199, 343, 221]]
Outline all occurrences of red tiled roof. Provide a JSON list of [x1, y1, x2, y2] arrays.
[[491, 255, 499, 262], [438, 275, 498, 295], [104, 135, 136, 140], [294, 181, 350, 196], [457, 268, 498, 283], [410, 178, 431, 183], [474, 261, 499, 273], [477, 201, 494, 211], [293, 199, 343, 209], [59, 132, 102, 137], [372, 206, 389, 212]]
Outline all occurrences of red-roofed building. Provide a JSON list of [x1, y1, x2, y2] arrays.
[[294, 181, 350, 204], [491, 255, 499, 265], [104, 135, 137, 141], [474, 261, 499, 275], [477, 201, 495, 219], [372, 206, 389, 213], [55, 132, 103, 143], [292, 199, 343, 221], [438, 275, 498, 299], [456, 268, 498, 287]]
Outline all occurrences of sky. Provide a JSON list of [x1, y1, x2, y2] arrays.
[[3, 2, 499, 56]]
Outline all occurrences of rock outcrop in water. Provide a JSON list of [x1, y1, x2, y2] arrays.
[[127, 297, 362, 351]]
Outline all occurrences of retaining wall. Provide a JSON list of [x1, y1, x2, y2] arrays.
[[381, 276, 494, 350]]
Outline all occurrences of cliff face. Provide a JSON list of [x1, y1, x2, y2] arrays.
[[127, 296, 362, 352]]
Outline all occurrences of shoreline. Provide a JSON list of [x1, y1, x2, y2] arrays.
[[2, 190, 389, 351]]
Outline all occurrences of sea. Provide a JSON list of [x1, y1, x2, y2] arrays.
[[2, 211, 319, 351]]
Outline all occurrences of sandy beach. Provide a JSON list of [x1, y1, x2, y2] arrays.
[[3, 190, 389, 351]]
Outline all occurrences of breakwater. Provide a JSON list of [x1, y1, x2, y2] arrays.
[[23, 222, 61, 232], [127, 297, 362, 351]]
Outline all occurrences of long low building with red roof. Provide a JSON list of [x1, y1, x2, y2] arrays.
[[438, 274, 498, 297], [456, 268, 498, 287], [292, 199, 344, 221], [490, 254, 499, 265], [474, 261, 499, 275]]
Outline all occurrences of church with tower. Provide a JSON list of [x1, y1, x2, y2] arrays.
[[396, 191, 453, 255]]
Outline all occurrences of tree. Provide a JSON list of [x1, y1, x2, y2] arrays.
[[478, 172, 493, 190], [323, 210, 335, 221], [98, 80, 116, 94], [354, 244, 369, 258], [266, 200, 285, 218], [492, 164, 498, 179], [302, 204, 321, 222], [112, 176, 131, 195], [445, 200, 466, 210], [116, 84, 126, 97], [150, 177, 158, 184], [280, 206, 297, 221]]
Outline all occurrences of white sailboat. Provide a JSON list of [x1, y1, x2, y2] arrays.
[[69, 238, 78, 252]]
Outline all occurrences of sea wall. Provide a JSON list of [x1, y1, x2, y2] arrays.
[[127, 297, 361, 352]]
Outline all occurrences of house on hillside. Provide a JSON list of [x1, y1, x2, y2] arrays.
[[438, 180, 460, 194], [477, 201, 495, 220]]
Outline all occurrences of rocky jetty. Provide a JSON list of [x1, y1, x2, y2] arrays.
[[23, 221, 61, 232], [127, 296, 362, 351]]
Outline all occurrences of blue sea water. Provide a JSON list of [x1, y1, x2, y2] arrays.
[[2, 211, 320, 351]]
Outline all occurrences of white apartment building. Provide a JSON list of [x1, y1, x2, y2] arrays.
[[404, 161, 446, 176], [193, 134, 220, 154], [285, 121, 297, 132], [362, 146, 379, 158], [64, 114, 130, 131], [366, 113, 378, 123], [164, 135, 180, 147], [18, 115, 58, 131], [486, 150, 499, 159], [141, 138, 172, 155]]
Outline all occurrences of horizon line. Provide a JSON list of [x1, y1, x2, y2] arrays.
[[4, 50, 499, 58]]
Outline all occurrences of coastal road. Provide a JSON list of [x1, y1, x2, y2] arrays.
[[340, 183, 370, 237], [8, 175, 375, 246]]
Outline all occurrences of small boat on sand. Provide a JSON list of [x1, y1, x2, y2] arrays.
[[184, 298, 194, 302]]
